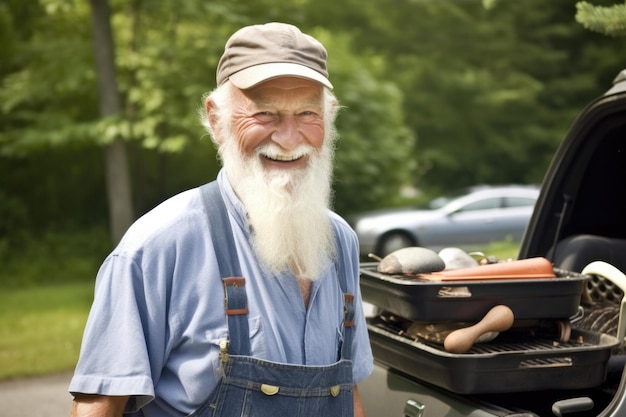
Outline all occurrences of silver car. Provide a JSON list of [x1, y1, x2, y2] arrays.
[[350, 185, 539, 257]]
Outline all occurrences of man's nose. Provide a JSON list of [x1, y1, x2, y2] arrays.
[[271, 116, 302, 149]]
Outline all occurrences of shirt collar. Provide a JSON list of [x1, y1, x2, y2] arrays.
[[216, 169, 252, 234]]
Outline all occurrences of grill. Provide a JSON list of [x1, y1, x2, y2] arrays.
[[368, 315, 619, 394], [360, 263, 588, 322]]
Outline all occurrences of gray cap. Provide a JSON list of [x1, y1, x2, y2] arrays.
[[216, 22, 333, 89]]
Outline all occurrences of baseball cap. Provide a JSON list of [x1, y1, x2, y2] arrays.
[[216, 22, 333, 90]]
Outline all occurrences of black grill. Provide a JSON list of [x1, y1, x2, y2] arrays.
[[368, 315, 618, 394]]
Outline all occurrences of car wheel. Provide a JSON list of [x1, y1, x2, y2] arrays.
[[377, 233, 417, 257]]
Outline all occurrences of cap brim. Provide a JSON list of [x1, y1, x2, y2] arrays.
[[229, 62, 333, 90]]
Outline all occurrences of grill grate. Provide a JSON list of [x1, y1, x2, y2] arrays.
[[468, 337, 594, 354], [374, 314, 597, 355]]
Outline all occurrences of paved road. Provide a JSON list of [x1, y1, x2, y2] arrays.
[[0, 372, 73, 417]]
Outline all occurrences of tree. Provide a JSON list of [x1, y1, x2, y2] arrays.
[[90, 0, 134, 244], [576, 1, 626, 37]]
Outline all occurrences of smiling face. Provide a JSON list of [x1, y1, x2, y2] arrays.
[[205, 78, 339, 280], [211, 77, 325, 174]]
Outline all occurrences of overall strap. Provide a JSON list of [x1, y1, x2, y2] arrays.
[[199, 181, 250, 356], [332, 223, 355, 362]]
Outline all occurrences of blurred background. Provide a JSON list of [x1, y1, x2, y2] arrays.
[[0, 0, 624, 385]]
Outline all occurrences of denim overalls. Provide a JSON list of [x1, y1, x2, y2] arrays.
[[191, 182, 355, 417]]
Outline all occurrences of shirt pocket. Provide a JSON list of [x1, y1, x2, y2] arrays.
[[248, 315, 268, 358], [206, 315, 267, 358]]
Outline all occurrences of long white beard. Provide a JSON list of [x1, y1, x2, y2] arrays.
[[219, 139, 337, 281]]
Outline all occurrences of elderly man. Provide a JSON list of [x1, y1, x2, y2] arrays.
[[68, 22, 373, 417]]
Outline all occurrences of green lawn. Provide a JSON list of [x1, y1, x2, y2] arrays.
[[0, 282, 94, 380], [473, 239, 521, 261]]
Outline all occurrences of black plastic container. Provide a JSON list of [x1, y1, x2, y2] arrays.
[[360, 263, 589, 322], [368, 317, 618, 394]]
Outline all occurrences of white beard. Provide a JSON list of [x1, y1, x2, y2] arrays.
[[218, 138, 337, 281]]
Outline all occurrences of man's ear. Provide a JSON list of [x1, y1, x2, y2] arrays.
[[205, 98, 223, 144]]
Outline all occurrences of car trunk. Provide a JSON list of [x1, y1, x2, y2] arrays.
[[360, 70, 626, 417], [519, 70, 626, 269]]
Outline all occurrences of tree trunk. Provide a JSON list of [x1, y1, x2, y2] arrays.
[[89, 0, 134, 245]]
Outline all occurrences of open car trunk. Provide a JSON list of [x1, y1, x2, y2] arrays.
[[359, 70, 626, 417], [519, 70, 626, 271]]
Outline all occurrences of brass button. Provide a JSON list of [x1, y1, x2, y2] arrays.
[[261, 384, 279, 396], [330, 385, 340, 397]]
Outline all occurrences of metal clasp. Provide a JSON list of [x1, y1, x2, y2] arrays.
[[219, 339, 229, 363]]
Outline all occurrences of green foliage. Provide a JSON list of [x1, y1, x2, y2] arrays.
[[0, 227, 110, 289], [0, 0, 97, 155], [576, 1, 626, 37], [304, 0, 624, 193], [1, 0, 625, 238], [322, 31, 416, 214], [0, 190, 29, 238], [0, 144, 109, 232]]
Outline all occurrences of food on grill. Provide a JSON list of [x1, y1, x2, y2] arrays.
[[372, 246, 445, 275], [420, 257, 556, 281], [443, 305, 515, 353], [438, 247, 479, 270]]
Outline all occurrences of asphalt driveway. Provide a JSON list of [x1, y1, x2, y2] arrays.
[[0, 372, 73, 417]]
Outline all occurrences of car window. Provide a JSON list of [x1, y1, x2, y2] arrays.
[[426, 192, 465, 209], [457, 197, 500, 212], [504, 196, 536, 208], [421, 187, 478, 210]]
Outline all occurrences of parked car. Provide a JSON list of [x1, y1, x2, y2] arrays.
[[349, 185, 539, 257], [358, 69, 626, 416]]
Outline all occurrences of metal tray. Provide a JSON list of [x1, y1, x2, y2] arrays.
[[368, 316, 619, 394], [360, 262, 589, 322]]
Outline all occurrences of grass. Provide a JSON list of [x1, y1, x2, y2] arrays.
[[474, 238, 521, 261], [0, 282, 94, 380], [0, 227, 108, 381]]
